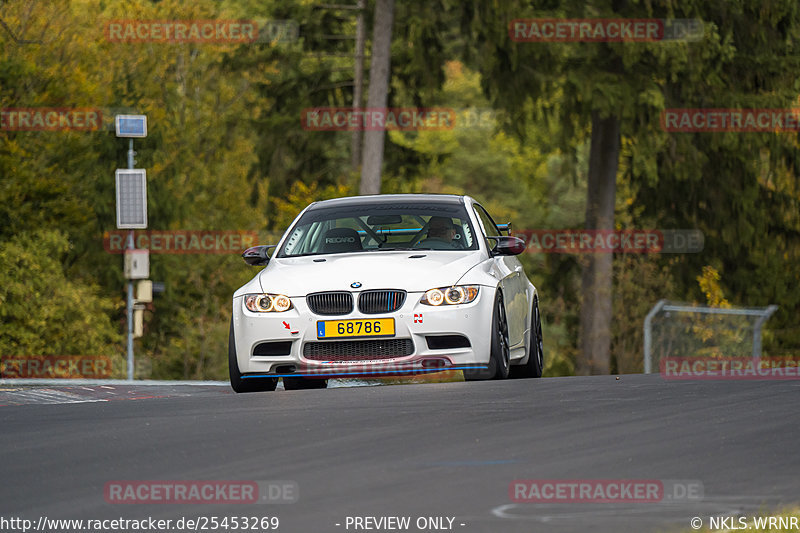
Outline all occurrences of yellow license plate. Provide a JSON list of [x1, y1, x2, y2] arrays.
[[316, 318, 395, 338]]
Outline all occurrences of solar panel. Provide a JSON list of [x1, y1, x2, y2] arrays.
[[115, 169, 147, 229]]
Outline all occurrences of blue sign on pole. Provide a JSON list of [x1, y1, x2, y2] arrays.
[[115, 115, 147, 138]]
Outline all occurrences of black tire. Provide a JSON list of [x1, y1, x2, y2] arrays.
[[464, 291, 510, 381], [283, 377, 328, 390], [509, 295, 544, 379], [228, 319, 278, 393]]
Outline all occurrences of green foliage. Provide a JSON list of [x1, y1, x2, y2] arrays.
[[459, 0, 800, 363], [0, 230, 123, 365], [1, 0, 798, 380]]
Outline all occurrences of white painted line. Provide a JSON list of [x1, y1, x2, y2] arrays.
[[5, 389, 108, 405], [0, 379, 229, 386]]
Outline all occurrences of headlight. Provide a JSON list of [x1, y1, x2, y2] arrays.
[[244, 293, 293, 313], [421, 285, 479, 306]]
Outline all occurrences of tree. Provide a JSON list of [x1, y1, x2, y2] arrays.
[[359, 0, 394, 195], [454, 0, 800, 373], [0, 230, 122, 367], [578, 111, 620, 374]]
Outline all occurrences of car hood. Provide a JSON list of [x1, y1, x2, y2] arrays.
[[258, 251, 482, 296]]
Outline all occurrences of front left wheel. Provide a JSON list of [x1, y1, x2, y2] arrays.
[[228, 318, 278, 393], [464, 291, 510, 381], [509, 295, 544, 379]]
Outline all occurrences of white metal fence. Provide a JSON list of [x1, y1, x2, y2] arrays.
[[643, 300, 778, 373]]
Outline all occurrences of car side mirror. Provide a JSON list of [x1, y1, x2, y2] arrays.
[[488, 236, 526, 256], [242, 245, 275, 266]]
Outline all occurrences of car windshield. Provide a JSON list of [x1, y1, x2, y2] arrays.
[[277, 201, 479, 257]]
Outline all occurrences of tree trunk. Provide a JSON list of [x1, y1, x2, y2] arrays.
[[577, 110, 620, 375], [350, 0, 366, 172], [359, 0, 394, 195]]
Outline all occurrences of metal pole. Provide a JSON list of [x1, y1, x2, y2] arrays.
[[643, 299, 667, 374], [126, 138, 135, 381], [662, 304, 771, 316], [752, 305, 778, 359]]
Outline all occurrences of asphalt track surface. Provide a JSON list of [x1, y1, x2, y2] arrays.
[[1, 375, 799, 533]]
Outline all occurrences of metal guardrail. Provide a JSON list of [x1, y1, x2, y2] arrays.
[[643, 300, 779, 373]]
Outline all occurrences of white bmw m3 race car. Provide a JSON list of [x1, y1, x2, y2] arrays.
[[229, 194, 543, 392]]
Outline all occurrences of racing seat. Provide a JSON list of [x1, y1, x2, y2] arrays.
[[321, 227, 363, 253]]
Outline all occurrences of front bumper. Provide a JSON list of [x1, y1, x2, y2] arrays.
[[231, 288, 496, 378]]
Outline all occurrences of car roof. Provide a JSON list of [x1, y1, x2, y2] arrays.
[[307, 194, 470, 210]]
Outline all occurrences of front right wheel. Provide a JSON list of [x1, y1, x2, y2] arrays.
[[228, 318, 278, 393]]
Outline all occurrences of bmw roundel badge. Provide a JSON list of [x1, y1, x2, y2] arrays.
[[351, 282, 362, 288]]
